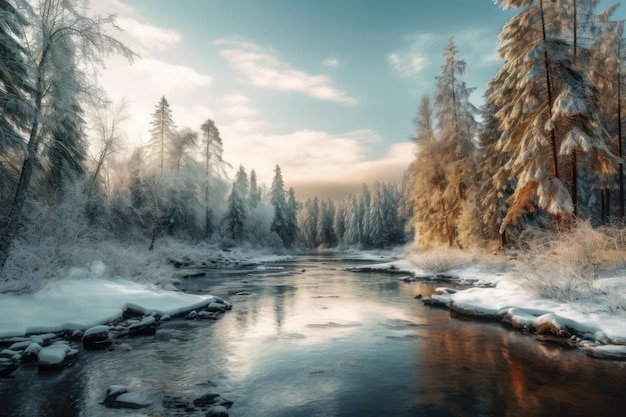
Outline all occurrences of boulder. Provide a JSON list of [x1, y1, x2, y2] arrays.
[[38, 343, 78, 371], [21, 343, 42, 363], [103, 385, 151, 409], [207, 405, 229, 416], [126, 316, 157, 337], [83, 325, 112, 350]]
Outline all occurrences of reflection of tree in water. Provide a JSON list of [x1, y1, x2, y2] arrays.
[[272, 284, 297, 332], [415, 319, 626, 416]]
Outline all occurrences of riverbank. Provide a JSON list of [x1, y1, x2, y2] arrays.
[[348, 254, 626, 360]]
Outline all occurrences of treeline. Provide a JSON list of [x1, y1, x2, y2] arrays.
[[298, 183, 407, 249], [405, 0, 626, 249]]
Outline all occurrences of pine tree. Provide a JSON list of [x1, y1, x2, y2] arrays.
[[406, 95, 458, 247], [0, 0, 33, 206], [493, 0, 618, 231], [224, 166, 248, 241], [270, 165, 290, 247], [148, 96, 175, 171], [285, 187, 299, 247], [200, 118, 228, 236], [40, 36, 86, 195], [249, 169, 262, 208]]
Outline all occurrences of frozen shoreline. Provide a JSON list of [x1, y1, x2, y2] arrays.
[[347, 257, 626, 360]]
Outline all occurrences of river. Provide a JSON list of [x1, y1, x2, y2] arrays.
[[1, 252, 625, 417]]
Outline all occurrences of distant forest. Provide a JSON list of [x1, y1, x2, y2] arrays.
[[1, 0, 626, 284]]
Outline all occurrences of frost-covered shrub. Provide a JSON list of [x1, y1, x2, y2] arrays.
[[515, 220, 625, 301], [408, 248, 469, 274]]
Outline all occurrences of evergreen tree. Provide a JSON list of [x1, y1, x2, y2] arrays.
[[40, 36, 86, 195], [270, 165, 290, 247], [200, 118, 228, 236], [249, 169, 262, 208], [299, 197, 319, 248], [148, 96, 175, 171], [224, 166, 248, 241], [285, 187, 299, 247], [493, 0, 618, 231], [0, 0, 33, 206]]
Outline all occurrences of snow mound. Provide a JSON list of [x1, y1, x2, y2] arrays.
[[0, 277, 221, 337]]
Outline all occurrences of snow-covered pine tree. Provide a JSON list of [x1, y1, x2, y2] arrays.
[[333, 200, 347, 244], [585, 5, 624, 220], [270, 165, 290, 247], [298, 197, 319, 248], [0, 0, 33, 207], [200, 118, 228, 236], [224, 166, 248, 241], [493, 0, 618, 232], [406, 95, 458, 248], [316, 199, 336, 248], [148, 96, 175, 171], [285, 187, 299, 247], [249, 169, 262, 208], [40, 35, 86, 197]]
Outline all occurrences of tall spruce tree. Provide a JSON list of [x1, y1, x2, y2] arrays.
[[493, 0, 618, 231], [148, 96, 175, 171]]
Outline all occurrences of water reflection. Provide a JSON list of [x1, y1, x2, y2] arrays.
[[2, 254, 625, 417]]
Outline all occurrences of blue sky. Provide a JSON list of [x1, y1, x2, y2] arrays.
[[93, 0, 625, 198]]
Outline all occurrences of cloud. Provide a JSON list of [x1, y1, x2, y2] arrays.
[[219, 127, 412, 199], [116, 17, 182, 51], [132, 59, 213, 91], [221, 93, 258, 120], [215, 38, 357, 105], [323, 57, 339, 67], [387, 33, 436, 78]]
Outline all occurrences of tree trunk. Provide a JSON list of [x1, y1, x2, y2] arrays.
[[540, 0, 560, 180], [618, 51, 625, 219]]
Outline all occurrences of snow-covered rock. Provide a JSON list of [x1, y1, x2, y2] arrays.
[[38, 343, 78, 371], [102, 385, 152, 409], [207, 405, 229, 417], [126, 316, 157, 336], [82, 325, 112, 350], [0, 356, 19, 376]]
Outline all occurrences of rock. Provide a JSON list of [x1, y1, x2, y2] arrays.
[[21, 343, 42, 363], [193, 393, 220, 407], [206, 303, 227, 313], [127, 316, 157, 337], [197, 311, 218, 320], [38, 343, 78, 371], [186, 310, 198, 320], [161, 314, 171, 321], [207, 405, 229, 417], [236, 291, 251, 296], [0, 349, 20, 359], [103, 385, 152, 409], [8, 340, 32, 351], [82, 325, 112, 350], [0, 357, 19, 377], [212, 297, 232, 310], [414, 294, 423, 299], [70, 330, 83, 341]]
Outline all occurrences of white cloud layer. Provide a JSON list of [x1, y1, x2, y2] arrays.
[[215, 38, 357, 105], [116, 17, 182, 51]]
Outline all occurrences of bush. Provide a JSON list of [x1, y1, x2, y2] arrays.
[[514, 220, 625, 301], [407, 248, 470, 274]]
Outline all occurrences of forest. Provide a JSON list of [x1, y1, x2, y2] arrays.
[[1, 0, 626, 293]]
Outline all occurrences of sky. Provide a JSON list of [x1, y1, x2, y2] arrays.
[[90, 0, 625, 199]]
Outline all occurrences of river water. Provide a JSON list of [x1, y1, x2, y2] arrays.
[[1, 252, 625, 417]]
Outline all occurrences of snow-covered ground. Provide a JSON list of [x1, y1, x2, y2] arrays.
[[348, 256, 626, 359], [0, 275, 220, 338]]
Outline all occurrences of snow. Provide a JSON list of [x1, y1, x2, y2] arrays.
[[351, 255, 626, 356], [0, 276, 220, 337], [83, 325, 110, 337], [38, 344, 76, 366]]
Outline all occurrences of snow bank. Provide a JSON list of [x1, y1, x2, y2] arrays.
[[0, 277, 219, 337]]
